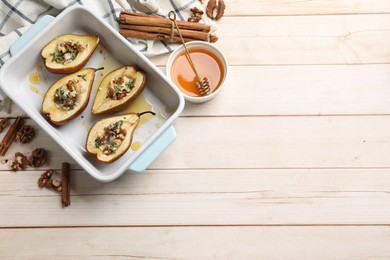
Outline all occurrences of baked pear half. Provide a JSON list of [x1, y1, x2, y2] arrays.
[[86, 111, 155, 163], [42, 68, 102, 125], [91, 66, 146, 115], [41, 34, 100, 74]]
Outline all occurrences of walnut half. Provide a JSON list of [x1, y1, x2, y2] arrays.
[[29, 148, 47, 167], [16, 125, 35, 144], [206, 0, 225, 20]]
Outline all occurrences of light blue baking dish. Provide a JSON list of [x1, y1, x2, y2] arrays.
[[0, 6, 184, 182]]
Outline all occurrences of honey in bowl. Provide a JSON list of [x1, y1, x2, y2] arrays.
[[170, 48, 224, 97]]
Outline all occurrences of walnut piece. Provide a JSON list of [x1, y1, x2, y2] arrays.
[[189, 6, 204, 23], [51, 179, 62, 192], [206, 0, 225, 20], [210, 34, 219, 43], [38, 170, 62, 193], [0, 118, 8, 133], [9, 152, 30, 171], [188, 16, 202, 23], [38, 169, 53, 188], [1, 158, 8, 164], [16, 125, 35, 144], [15, 152, 30, 169], [10, 160, 20, 171], [29, 148, 47, 167], [191, 7, 204, 16]]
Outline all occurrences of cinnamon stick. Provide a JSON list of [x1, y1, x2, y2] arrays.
[[0, 116, 24, 156], [120, 29, 194, 43], [120, 24, 209, 42], [120, 11, 156, 18], [119, 12, 211, 32], [61, 162, 71, 207]]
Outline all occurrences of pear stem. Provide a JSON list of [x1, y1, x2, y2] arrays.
[[137, 111, 156, 117], [94, 67, 104, 72]]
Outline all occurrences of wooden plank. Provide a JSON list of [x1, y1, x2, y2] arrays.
[[1, 226, 390, 259], [152, 116, 390, 169], [1, 116, 390, 170], [150, 14, 390, 66], [1, 169, 390, 226], [181, 64, 390, 116], [224, 0, 390, 16]]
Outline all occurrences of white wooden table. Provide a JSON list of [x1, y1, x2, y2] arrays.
[[2, 1, 390, 258]]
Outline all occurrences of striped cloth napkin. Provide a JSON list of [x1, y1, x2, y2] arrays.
[[0, 0, 215, 112]]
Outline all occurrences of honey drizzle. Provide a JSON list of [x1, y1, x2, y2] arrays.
[[94, 47, 121, 93], [123, 94, 166, 126], [131, 141, 142, 151], [28, 85, 44, 97], [29, 64, 47, 96], [81, 120, 90, 132], [29, 72, 41, 85]]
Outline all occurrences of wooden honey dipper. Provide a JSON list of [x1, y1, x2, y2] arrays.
[[168, 11, 211, 96]]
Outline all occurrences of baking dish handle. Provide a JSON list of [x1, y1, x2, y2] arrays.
[[10, 15, 54, 56], [128, 126, 175, 172]]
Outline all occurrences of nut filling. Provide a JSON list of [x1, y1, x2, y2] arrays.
[[107, 75, 135, 100], [95, 120, 127, 155], [54, 79, 79, 111], [50, 40, 85, 65]]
